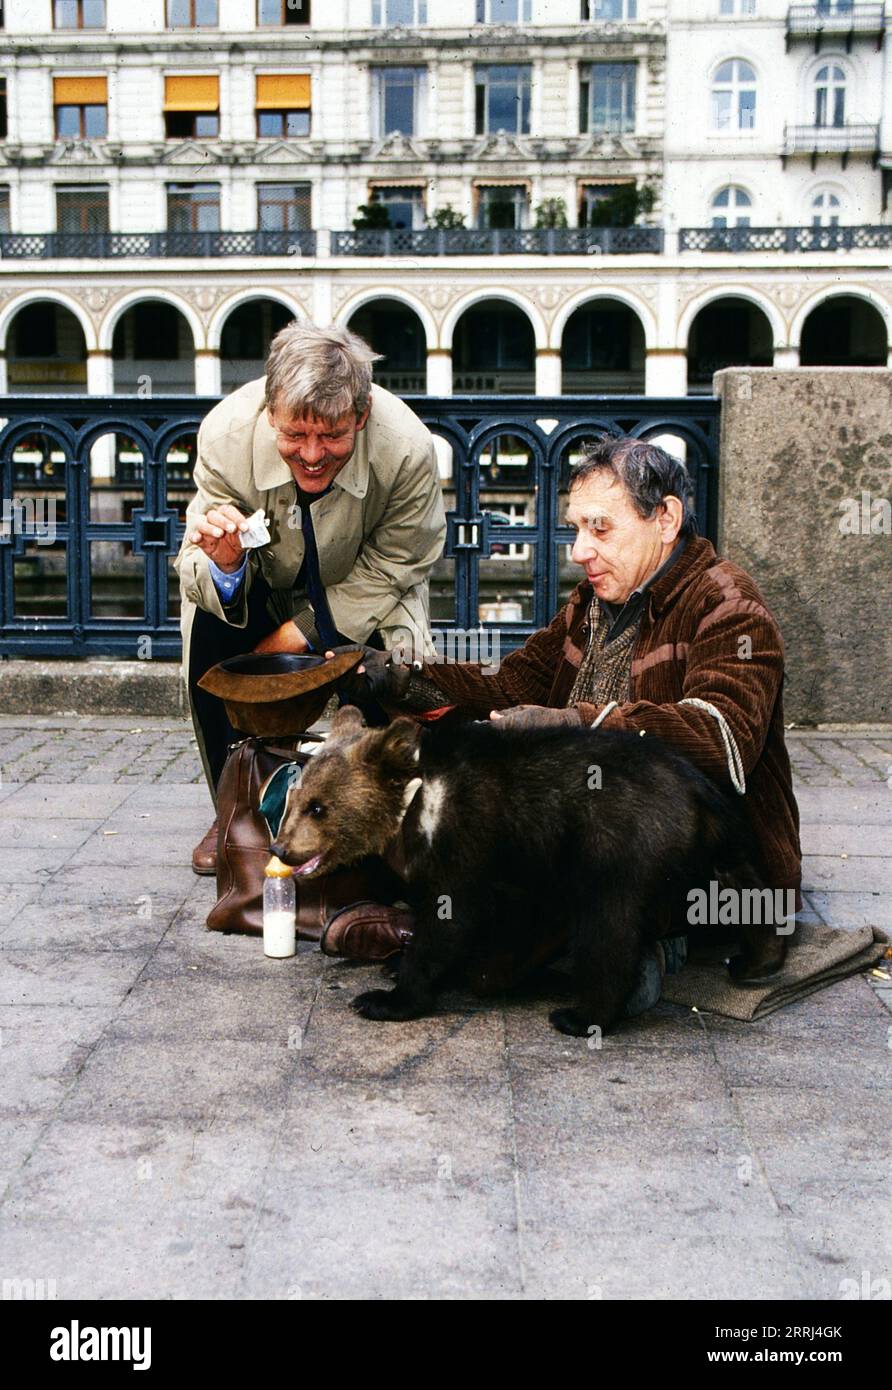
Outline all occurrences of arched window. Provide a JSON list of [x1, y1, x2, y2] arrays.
[[711, 60, 757, 132], [811, 190, 842, 226], [814, 64, 846, 128], [719, 1, 756, 14], [711, 185, 752, 228]]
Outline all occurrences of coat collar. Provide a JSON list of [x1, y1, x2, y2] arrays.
[[569, 534, 718, 623], [251, 406, 370, 500]]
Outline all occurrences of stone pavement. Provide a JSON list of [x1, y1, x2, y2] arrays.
[[0, 716, 890, 1301]]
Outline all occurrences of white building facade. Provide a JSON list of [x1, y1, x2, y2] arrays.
[[0, 0, 890, 403]]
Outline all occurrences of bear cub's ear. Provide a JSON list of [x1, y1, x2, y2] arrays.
[[367, 716, 421, 774], [329, 705, 366, 745]]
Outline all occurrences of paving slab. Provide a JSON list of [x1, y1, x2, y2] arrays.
[[0, 720, 890, 1300]]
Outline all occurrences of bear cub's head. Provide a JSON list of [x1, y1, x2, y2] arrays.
[[272, 705, 423, 878]]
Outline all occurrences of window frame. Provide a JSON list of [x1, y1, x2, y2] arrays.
[[367, 182, 427, 230], [810, 188, 842, 227], [372, 66, 426, 138], [256, 181, 312, 231], [166, 181, 222, 233], [582, 1, 638, 19], [476, 1, 533, 22], [55, 183, 111, 234], [371, 0, 428, 25], [709, 184, 752, 229], [0, 185, 10, 234], [474, 182, 530, 230], [579, 60, 637, 134], [53, 0, 106, 29], [474, 64, 532, 136], [166, 0, 219, 28], [814, 62, 846, 129], [257, 0, 311, 23], [710, 58, 757, 134], [256, 108, 311, 138], [55, 103, 108, 140], [718, 0, 756, 16]]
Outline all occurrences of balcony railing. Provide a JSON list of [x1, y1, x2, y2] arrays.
[[679, 223, 892, 252], [784, 122, 880, 164], [332, 226, 664, 256], [0, 394, 720, 658], [0, 230, 317, 260], [786, 4, 886, 50]]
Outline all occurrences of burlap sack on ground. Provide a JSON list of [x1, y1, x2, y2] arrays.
[[662, 924, 890, 1022]]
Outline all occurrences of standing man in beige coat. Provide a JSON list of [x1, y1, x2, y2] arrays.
[[175, 321, 446, 873]]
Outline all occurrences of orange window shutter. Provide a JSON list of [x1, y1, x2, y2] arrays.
[[255, 74, 311, 110], [54, 76, 108, 105], [164, 75, 220, 112]]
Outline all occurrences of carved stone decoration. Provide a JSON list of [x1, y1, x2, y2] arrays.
[[530, 285, 565, 311], [80, 287, 116, 313], [192, 286, 230, 314], [48, 140, 104, 165]]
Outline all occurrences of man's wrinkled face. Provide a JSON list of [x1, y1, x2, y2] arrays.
[[566, 473, 677, 606], [267, 404, 370, 495]]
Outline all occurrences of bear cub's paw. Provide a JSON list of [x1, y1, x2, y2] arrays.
[[549, 1007, 596, 1038], [352, 988, 420, 1021]]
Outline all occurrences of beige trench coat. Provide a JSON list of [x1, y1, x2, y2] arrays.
[[175, 378, 447, 790]]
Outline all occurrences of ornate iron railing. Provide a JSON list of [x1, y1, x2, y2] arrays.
[[0, 394, 720, 658], [331, 226, 664, 256], [784, 122, 880, 157], [0, 230, 316, 260], [679, 223, 892, 252]]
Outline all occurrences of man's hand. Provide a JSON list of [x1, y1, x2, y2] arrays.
[[188, 504, 250, 573], [489, 705, 583, 731], [254, 622, 310, 656]]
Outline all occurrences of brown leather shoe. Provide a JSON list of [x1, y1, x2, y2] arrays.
[[321, 902, 414, 962], [192, 817, 219, 876]]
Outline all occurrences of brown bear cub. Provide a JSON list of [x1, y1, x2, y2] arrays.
[[273, 706, 774, 1037]]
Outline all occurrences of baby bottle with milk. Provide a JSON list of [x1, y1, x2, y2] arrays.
[[263, 856, 296, 958]]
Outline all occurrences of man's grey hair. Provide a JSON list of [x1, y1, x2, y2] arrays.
[[569, 435, 698, 538], [265, 321, 383, 423]]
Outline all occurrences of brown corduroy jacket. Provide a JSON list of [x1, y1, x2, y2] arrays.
[[421, 536, 802, 894]]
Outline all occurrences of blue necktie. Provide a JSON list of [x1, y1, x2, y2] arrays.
[[296, 489, 339, 650]]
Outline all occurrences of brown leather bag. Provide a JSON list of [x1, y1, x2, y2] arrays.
[[206, 735, 405, 939]]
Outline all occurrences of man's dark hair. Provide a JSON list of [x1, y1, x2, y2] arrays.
[[569, 436, 698, 538]]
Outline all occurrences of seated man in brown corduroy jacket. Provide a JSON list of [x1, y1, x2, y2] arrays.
[[339, 435, 802, 1004]]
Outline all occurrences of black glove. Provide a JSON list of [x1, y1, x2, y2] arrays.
[[325, 645, 415, 711]]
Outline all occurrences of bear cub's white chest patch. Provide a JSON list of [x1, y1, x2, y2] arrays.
[[417, 777, 447, 844]]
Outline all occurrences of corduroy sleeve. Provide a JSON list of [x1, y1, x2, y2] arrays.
[[416, 603, 573, 716], [576, 601, 784, 784]]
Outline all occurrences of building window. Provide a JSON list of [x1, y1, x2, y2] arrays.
[[719, 0, 755, 14], [710, 185, 752, 228], [54, 76, 108, 139], [255, 75, 311, 137], [579, 182, 631, 225], [711, 59, 757, 132], [0, 79, 6, 140], [580, 62, 636, 133], [258, 0, 310, 22], [56, 185, 109, 232], [476, 1, 532, 21], [812, 189, 842, 226], [816, 2, 855, 12], [53, 0, 106, 27], [164, 75, 220, 139], [372, 67, 426, 137], [167, 183, 221, 231], [167, 0, 218, 26], [369, 185, 426, 229], [582, 1, 637, 17], [257, 182, 311, 230], [476, 184, 529, 229], [475, 66, 531, 135], [815, 64, 846, 128], [0, 186, 9, 233], [372, 0, 427, 24]]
